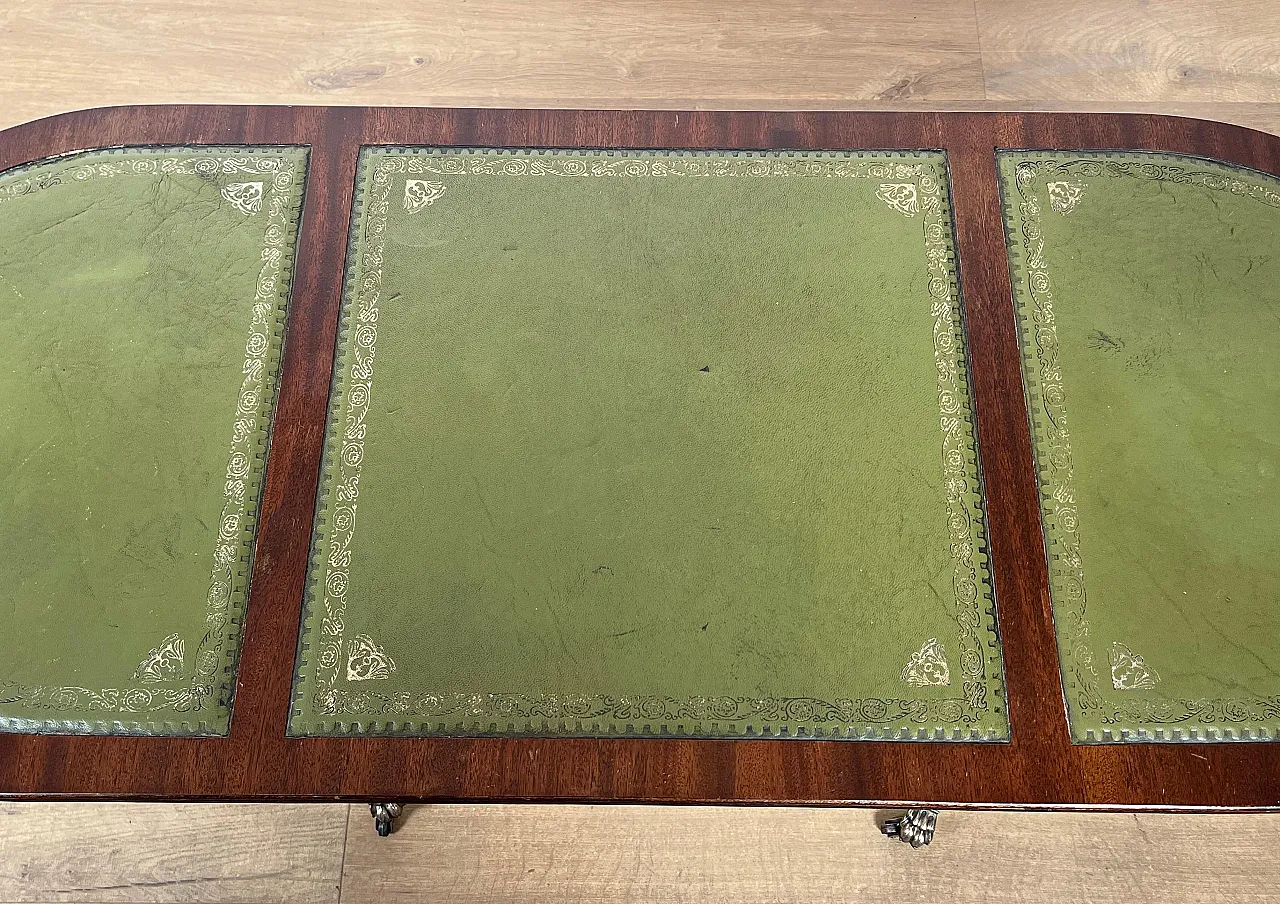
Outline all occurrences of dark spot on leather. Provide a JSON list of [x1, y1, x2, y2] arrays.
[[699, 365, 710, 372], [413, 57, 426, 65], [306, 65, 388, 92]]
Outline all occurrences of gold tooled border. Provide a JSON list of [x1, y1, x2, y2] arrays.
[[1002, 150, 1280, 742], [0, 147, 306, 735], [294, 148, 1007, 740]]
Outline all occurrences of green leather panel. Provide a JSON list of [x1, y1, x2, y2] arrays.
[[0, 146, 307, 735], [1001, 151, 1280, 742], [290, 147, 1008, 740]]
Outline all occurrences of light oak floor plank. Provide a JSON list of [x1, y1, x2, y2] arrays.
[[977, 0, 1280, 103], [869, 100, 1280, 137], [3, 3, 1279, 136], [0, 0, 984, 131], [0, 802, 348, 904], [341, 805, 1280, 904]]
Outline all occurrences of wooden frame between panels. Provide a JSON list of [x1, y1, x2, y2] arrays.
[[2, 106, 1279, 808]]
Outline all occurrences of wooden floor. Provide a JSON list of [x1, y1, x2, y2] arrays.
[[1, 0, 1279, 135], [4, 0, 1280, 901], [3, 803, 1280, 903]]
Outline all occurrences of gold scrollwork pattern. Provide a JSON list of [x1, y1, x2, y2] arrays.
[[1007, 152, 1280, 739], [300, 150, 1003, 738], [310, 691, 981, 738], [401, 154, 927, 181], [310, 152, 400, 703], [0, 148, 303, 731], [920, 170, 993, 715]]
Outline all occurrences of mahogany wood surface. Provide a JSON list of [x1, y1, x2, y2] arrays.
[[2, 106, 1278, 809]]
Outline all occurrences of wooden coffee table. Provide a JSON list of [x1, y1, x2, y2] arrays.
[[2, 107, 1278, 844]]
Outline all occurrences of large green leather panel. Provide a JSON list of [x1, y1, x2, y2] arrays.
[[290, 148, 1008, 740], [0, 146, 308, 735], [1001, 151, 1280, 742]]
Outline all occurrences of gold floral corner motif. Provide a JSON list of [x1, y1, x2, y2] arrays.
[[347, 634, 396, 681], [133, 634, 186, 683], [221, 181, 264, 215], [403, 178, 446, 213], [902, 638, 951, 687], [1045, 180, 1085, 214], [1109, 643, 1159, 691], [877, 182, 919, 217]]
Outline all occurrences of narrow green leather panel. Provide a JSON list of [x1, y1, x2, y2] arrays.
[[1001, 151, 1280, 742], [0, 146, 307, 736], [291, 147, 1008, 740]]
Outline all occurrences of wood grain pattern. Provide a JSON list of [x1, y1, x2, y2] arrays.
[[0, 802, 347, 903], [965, 101, 1280, 137], [5, 1, 1280, 137], [341, 804, 1280, 904], [978, 0, 1280, 102], [2, 802, 1278, 903], [1, 107, 1280, 809], [0, 0, 984, 130]]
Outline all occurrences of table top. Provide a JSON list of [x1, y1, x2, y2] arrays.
[[2, 105, 1279, 809]]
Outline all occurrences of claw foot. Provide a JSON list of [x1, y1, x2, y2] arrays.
[[370, 802, 403, 837], [881, 808, 939, 847]]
